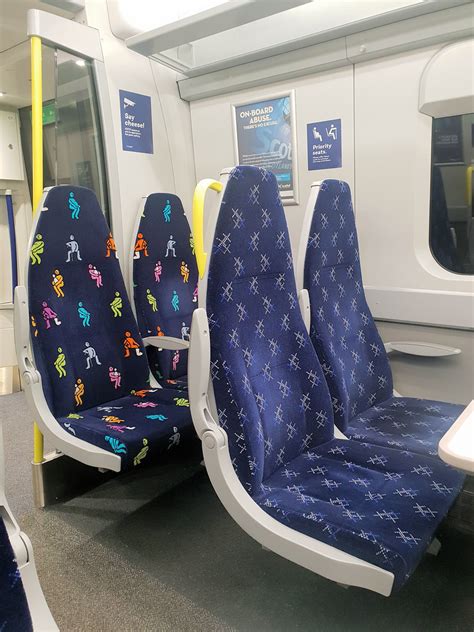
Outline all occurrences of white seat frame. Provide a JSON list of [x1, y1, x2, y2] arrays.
[[0, 422, 58, 630], [187, 168, 395, 596]]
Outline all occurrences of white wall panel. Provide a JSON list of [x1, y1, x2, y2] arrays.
[[190, 66, 354, 256]]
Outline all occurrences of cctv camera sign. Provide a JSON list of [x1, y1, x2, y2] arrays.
[[307, 119, 341, 170], [119, 90, 153, 154]]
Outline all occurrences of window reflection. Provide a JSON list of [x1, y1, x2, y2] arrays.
[[430, 113, 474, 274]]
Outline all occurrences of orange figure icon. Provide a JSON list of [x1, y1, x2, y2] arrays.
[[134, 233, 149, 259], [156, 326, 165, 337], [31, 315, 38, 337], [180, 261, 190, 283], [123, 331, 143, 358], [52, 269, 65, 297], [106, 232, 117, 258], [131, 389, 149, 398], [74, 378, 84, 406]]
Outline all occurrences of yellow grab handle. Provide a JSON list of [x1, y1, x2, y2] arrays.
[[192, 178, 223, 279], [466, 165, 473, 207], [31, 35, 44, 464]]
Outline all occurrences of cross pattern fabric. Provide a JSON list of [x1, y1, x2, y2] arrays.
[[304, 179, 464, 456], [0, 518, 32, 631], [132, 193, 197, 387], [28, 186, 193, 468], [207, 166, 463, 590]]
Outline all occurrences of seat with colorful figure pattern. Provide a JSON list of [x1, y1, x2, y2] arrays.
[[131, 193, 198, 390]]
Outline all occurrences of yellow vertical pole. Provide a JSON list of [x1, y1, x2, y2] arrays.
[[31, 35, 44, 464]]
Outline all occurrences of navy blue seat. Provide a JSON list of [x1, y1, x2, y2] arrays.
[[0, 518, 32, 631], [207, 166, 463, 590], [28, 186, 194, 469], [132, 193, 197, 390], [303, 179, 464, 457]]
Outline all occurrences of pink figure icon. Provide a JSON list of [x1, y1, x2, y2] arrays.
[[88, 264, 103, 288], [154, 260, 162, 283], [133, 402, 158, 408], [192, 283, 198, 303], [108, 366, 121, 389], [42, 301, 61, 329], [172, 350, 180, 371]]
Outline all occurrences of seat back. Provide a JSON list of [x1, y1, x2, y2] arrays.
[[28, 186, 149, 418], [132, 194, 198, 381], [207, 166, 334, 495], [303, 180, 393, 432]]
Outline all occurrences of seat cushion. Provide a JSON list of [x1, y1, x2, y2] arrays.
[[0, 519, 32, 631], [346, 397, 465, 457], [255, 439, 464, 591], [58, 387, 195, 470]]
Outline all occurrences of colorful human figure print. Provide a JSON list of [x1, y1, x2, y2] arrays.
[[123, 331, 143, 357], [54, 347, 66, 378], [192, 283, 198, 303], [110, 291, 123, 317], [108, 366, 121, 389], [66, 235, 82, 262], [171, 290, 180, 312], [30, 234, 44, 265], [102, 415, 124, 424], [180, 261, 190, 283], [145, 414, 167, 421], [154, 260, 162, 282], [181, 322, 190, 340], [156, 326, 164, 337], [134, 233, 149, 259], [31, 315, 38, 337], [165, 235, 176, 258], [104, 436, 127, 455], [146, 289, 157, 312], [106, 232, 117, 258], [88, 264, 103, 288], [189, 234, 195, 256], [83, 342, 101, 369], [78, 301, 91, 327], [69, 191, 81, 219], [133, 438, 149, 465], [163, 200, 172, 222], [52, 269, 65, 297], [172, 349, 180, 371], [74, 378, 84, 406], [42, 301, 61, 329], [168, 427, 180, 449]]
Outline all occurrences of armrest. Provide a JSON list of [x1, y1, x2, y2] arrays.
[[144, 336, 190, 350], [14, 286, 40, 383], [384, 341, 461, 358], [298, 289, 311, 333]]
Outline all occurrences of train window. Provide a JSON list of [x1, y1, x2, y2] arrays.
[[19, 48, 110, 223], [430, 113, 474, 275]]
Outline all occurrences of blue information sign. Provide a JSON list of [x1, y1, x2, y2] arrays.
[[119, 90, 153, 154], [307, 118, 342, 170], [234, 95, 294, 196]]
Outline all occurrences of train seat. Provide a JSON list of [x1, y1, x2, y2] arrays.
[[17, 185, 194, 472], [299, 179, 465, 458], [189, 165, 464, 594], [131, 193, 198, 391]]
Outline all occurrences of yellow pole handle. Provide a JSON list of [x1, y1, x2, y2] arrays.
[[466, 165, 473, 207], [192, 179, 223, 279], [31, 35, 44, 464]]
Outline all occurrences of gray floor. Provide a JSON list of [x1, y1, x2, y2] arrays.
[[2, 391, 474, 632]]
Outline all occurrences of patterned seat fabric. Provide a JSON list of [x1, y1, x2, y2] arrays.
[[28, 186, 193, 468], [132, 194, 197, 388], [304, 179, 465, 457], [0, 518, 32, 631], [207, 166, 463, 590]]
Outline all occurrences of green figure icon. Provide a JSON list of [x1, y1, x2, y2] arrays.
[[133, 438, 149, 466], [30, 234, 44, 265], [54, 347, 66, 378], [110, 291, 123, 317], [146, 289, 158, 312]]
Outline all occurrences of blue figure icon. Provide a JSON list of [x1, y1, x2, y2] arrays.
[[163, 199, 171, 222], [146, 414, 168, 421], [171, 290, 180, 312], [69, 192, 81, 219], [78, 301, 91, 327]]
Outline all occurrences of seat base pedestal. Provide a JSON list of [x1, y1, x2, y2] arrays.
[[32, 452, 114, 508]]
